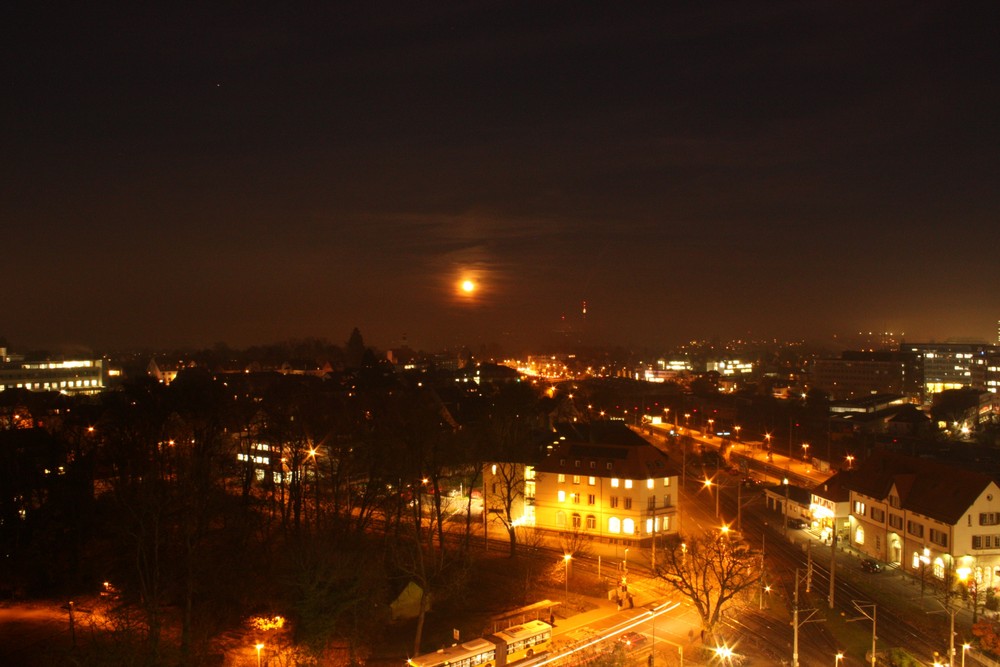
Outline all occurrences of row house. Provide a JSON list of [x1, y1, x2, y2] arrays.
[[848, 451, 1000, 593]]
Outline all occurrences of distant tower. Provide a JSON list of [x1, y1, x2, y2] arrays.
[[581, 300, 587, 319]]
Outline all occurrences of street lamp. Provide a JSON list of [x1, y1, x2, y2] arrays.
[[845, 454, 855, 469], [255, 643, 264, 667], [962, 642, 971, 667], [708, 418, 715, 438], [801, 443, 810, 461], [835, 652, 844, 666], [734, 425, 741, 442], [684, 413, 691, 431], [919, 548, 931, 598], [563, 554, 572, 602], [714, 645, 734, 663], [624, 547, 629, 572], [704, 477, 719, 518], [782, 478, 790, 536]]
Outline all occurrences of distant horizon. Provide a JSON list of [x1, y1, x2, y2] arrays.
[[4, 326, 997, 360]]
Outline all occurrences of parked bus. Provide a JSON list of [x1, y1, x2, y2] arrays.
[[407, 620, 552, 667], [490, 620, 552, 664]]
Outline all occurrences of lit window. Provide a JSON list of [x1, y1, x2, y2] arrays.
[[645, 518, 653, 533], [573, 475, 581, 485], [588, 476, 596, 485], [663, 477, 670, 487], [624, 479, 633, 489], [647, 479, 654, 489], [855, 525, 865, 545], [609, 517, 621, 534], [611, 478, 620, 488], [558, 490, 566, 502], [623, 518, 635, 534], [558, 474, 566, 483]]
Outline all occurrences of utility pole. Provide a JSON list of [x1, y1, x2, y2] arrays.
[[736, 480, 742, 533], [793, 569, 800, 667], [783, 479, 790, 536], [829, 531, 837, 609], [759, 533, 767, 611], [792, 569, 822, 667], [849, 601, 877, 667], [806, 543, 813, 593], [929, 601, 960, 667]]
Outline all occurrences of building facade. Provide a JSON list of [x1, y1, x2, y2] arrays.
[[0, 358, 105, 394], [529, 434, 680, 546], [811, 351, 921, 401], [848, 452, 1000, 594], [904, 342, 998, 401]]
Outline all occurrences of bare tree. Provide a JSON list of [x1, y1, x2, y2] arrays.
[[487, 462, 527, 557], [653, 532, 761, 641]]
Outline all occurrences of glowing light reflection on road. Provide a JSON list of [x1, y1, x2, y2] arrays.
[[533, 601, 681, 667]]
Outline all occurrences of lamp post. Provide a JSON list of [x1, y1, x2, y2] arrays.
[[962, 642, 970, 667], [764, 433, 772, 462], [782, 478, 790, 535], [920, 548, 931, 598], [308, 447, 320, 521], [256, 643, 264, 667], [714, 645, 734, 664], [705, 477, 719, 518], [801, 443, 810, 462], [708, 418, 715, 439], [564, 554, 572, 602], [846, 454, 855, 470], [835, 652, 844, 666], [684, 413, 691, 432]]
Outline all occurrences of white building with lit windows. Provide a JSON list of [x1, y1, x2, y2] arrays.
[[0, 358, 105, 394], [847, 451, 1000, 594], [529, 424, 680, 546]]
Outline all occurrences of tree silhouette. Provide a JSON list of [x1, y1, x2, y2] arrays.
[[653, 532, 761, 641]]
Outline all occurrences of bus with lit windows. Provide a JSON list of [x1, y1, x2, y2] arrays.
[[407, 620, 552, 667]]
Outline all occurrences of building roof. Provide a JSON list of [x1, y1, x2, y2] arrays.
[[551, 420, 651, 447], [849, 451, 995, 525], [811, 470, 853, 503], [764, 483, 813, 506], [535, 428, 680, 479]]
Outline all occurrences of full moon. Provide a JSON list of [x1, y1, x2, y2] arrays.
[[461, 279, 476, 294]]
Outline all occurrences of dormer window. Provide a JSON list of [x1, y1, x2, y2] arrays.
[[606, 462, 613, 470], [590, 461, 596, 469], [559, 458, 566, 466], [574, 460, 581, 468]]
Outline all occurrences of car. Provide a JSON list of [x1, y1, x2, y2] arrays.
[[861, 559, 883, 573], [786, 518, 808, 530], [618, 632, 647, 650]]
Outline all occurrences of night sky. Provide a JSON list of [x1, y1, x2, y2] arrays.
[[5, 3, 1000, 354]]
